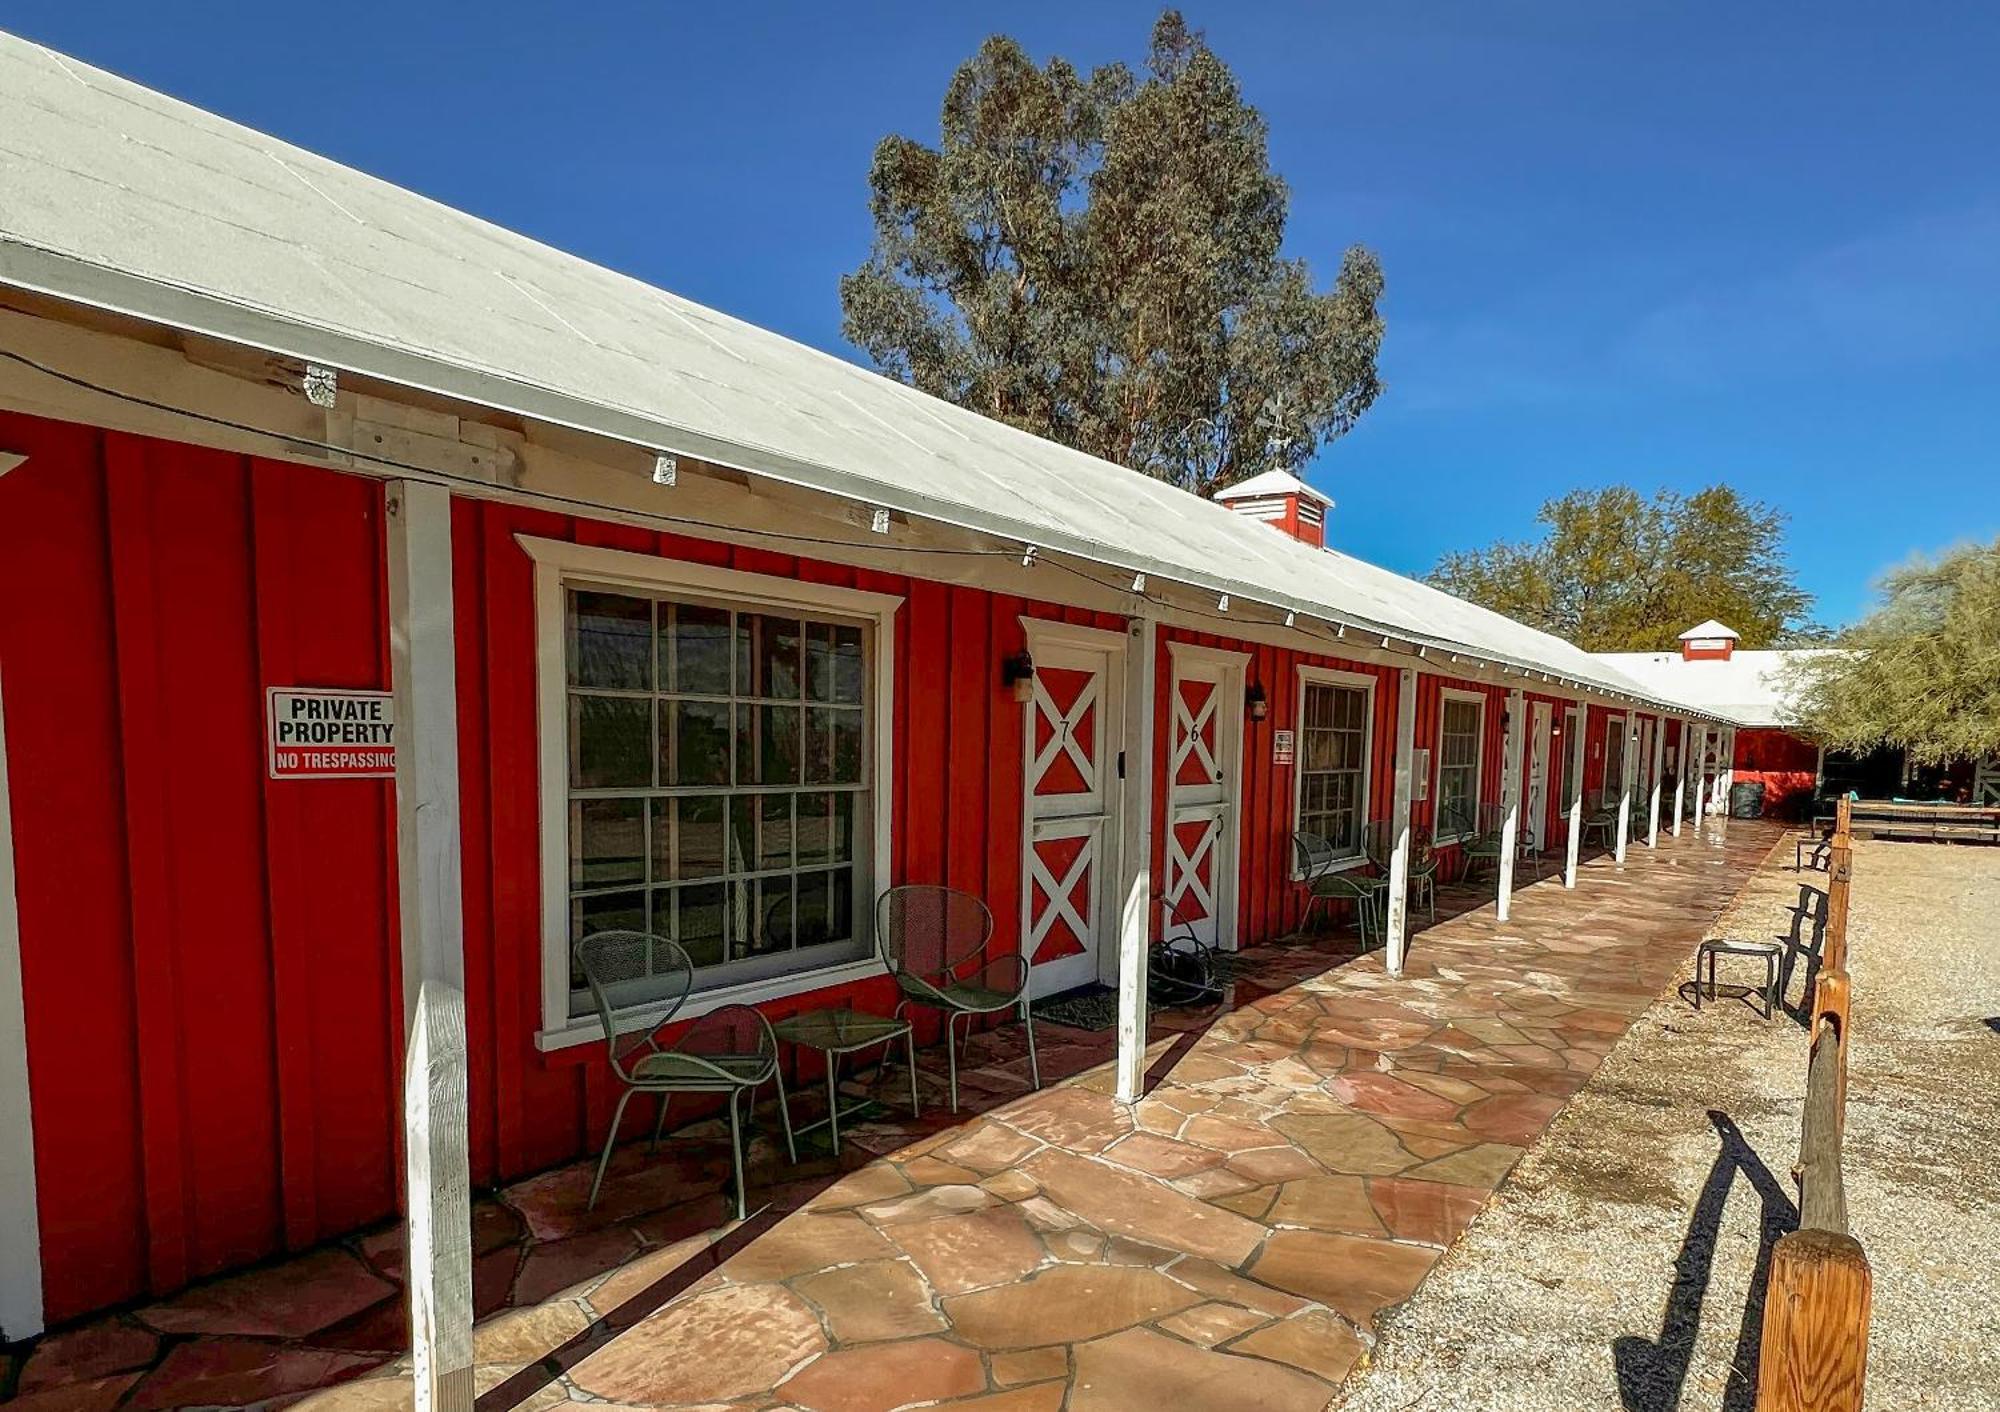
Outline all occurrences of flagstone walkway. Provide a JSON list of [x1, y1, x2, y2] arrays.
[[4, 820, 1776, 1412]]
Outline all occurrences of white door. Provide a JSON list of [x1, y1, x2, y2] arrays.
[[1604, 714, 1627, 803], [1164, 647, 1245, 951], [1023, 635, 1121, 996], [1525, 701, 1552, 849], [1635, 718, 1655, 801]]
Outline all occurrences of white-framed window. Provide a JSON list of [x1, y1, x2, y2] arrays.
[[1435, 690, 1485, 840], [522, 536, 901, 1045], [1293, 667, 1375, 863]]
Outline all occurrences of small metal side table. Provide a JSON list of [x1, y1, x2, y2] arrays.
[[771, 1007, 920, 1154], [1694, 938, 1783, 1020]]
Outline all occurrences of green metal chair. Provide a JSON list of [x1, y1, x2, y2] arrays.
[[1580, 790, 1619, 850], [1445, 803, 1506, 882], [574, 930, 791, 1221], [1293, 830, 1384, 946], [876, 884, 1039, 1113], [1362, 819, 1437, 926]]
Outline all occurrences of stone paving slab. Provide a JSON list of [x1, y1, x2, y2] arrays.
[[2, 821, 1774, 1412]]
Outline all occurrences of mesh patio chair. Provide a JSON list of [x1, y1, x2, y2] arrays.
[[1149, 889, 1224, 1010], [1445, 803, 1506, 882], [1581, 790, 1619, 850], [573, 930, 791, 1221], [876, 884, 1040, 1113], [1292, 830, 1384, 946], [1361, 819, 1437, 926]]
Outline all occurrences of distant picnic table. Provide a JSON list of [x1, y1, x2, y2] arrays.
[[1840, 799, 2000, 845]]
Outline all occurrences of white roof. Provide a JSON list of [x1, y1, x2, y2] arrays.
[[1213, 469, 1333, 507], [1678, 619, 1741, 641], [0, 32, 1706, 715], [1593, 648, 1836, 728]]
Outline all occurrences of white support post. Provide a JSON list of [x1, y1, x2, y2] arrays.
[[387, 481, 473, 1412], [1383, 668, 1417, 976], [1696, 720, 1712, 832], [0, 663, 45, 1340], [1614, 715, 1636, 864], [1563, 703, 1586, 889], [1720, 728, 1736, 815], [1113, 615, 1159, 1105], [1647, 713, 1666, 848], [1496, 689, 1525, 920], [1671, 719, 1688, 837]]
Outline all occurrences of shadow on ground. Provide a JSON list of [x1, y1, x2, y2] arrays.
[[1610, 1111, 1798, 1412]]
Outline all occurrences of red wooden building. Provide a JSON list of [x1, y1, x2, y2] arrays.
[[0, 33, 1738, 1364]]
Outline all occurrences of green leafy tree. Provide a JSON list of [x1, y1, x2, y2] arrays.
[[1428, 485, 1817, 651], [840, 10, 1385, 497], [1779, 539, 2000, 765]]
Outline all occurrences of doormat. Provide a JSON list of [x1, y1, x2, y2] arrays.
[[1031, 983, 1120, 1031]]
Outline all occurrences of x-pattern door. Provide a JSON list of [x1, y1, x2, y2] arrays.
[[1164, 652, 1241, 950], [1023, 639, 1119, 996]]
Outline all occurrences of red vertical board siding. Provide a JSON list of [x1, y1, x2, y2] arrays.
[[248, 461, 399, 1241], [1152, 628, 1397, 949], [2, 417, 397, 1321], [0, 414, 148, 1320]]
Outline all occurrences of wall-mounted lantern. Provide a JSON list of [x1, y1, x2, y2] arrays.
[[1246, 682, 1269, 722], [1002, 650, 1036, 704]]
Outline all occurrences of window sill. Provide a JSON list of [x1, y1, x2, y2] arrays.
[[535, 955, 889, 1053], [1290, 853, 1370, 882]]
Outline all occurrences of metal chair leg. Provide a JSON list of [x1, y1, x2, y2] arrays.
[[1021, 998, 1041, 1091], [588, 1087, 637, 1211], [946, 1010, 962, 1114], [726, 1088, 747, 1223], [904, 1028, 922, 1118], [773, 1069, 797, 1164], [649, 1093, 671, 1152], [825, 1049, 842, 1153]]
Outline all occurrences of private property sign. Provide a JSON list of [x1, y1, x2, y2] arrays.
[[265, 687, 396, 779]]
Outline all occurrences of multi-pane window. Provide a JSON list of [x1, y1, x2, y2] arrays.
[[1298, 681, 1369, 857], [562, 586, 870, 1011], [1437, 696, 1483, 835]]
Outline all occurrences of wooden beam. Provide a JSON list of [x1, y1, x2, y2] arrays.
[[1384, 667, 1417, 976], [1672, 719, 1688, 837], [1647, 713, 1667, 847], [1113, 615, 1158, 1104], [1692, 724, 1709, 831], [1563, 704, 1587, 888], [1496, 688, 1524, 921], [0, 662, 44, 1340], [1614, 715, 1636, 864], [387, 481, 474, 1412]]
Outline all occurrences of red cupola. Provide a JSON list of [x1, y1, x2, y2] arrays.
[[1678, 620, 1740, 661], [1213, 470, 1333, 549]]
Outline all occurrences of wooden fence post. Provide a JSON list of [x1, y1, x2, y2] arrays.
[[1759, 790, 1867, 1412], [1756, 1230, 1871, 1412]]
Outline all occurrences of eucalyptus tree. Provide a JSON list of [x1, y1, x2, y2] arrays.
[[840, 10, 1385, 497]]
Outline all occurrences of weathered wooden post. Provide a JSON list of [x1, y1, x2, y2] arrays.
[[1757, 794, 1867, 1412]]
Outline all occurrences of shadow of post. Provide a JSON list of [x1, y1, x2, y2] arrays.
[[1775, 883, 1829, 1028], [1610, 1111, 1799, 1412]]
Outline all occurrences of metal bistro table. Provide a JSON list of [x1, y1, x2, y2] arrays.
[[771, 1007, 920, 1154]]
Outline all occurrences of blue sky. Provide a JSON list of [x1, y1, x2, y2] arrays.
[[9, 2, 1996, 626]]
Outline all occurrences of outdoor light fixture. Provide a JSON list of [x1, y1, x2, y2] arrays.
[[1246, 683, 1269, 721], [1217, 593, 1231, 612], [1132, 572, 1147, 592], [1002, 650, 1036, 704], [1283, 610, 1296, 628], [869, 506, 891, 534]]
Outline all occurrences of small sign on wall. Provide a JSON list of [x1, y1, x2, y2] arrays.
[[1413, 747, 1431, 800], [1272, 729, 1296, 767], [266, 687, 396, 779]]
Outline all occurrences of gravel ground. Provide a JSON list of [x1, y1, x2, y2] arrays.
[[1331, 829, 2000, 1412]]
